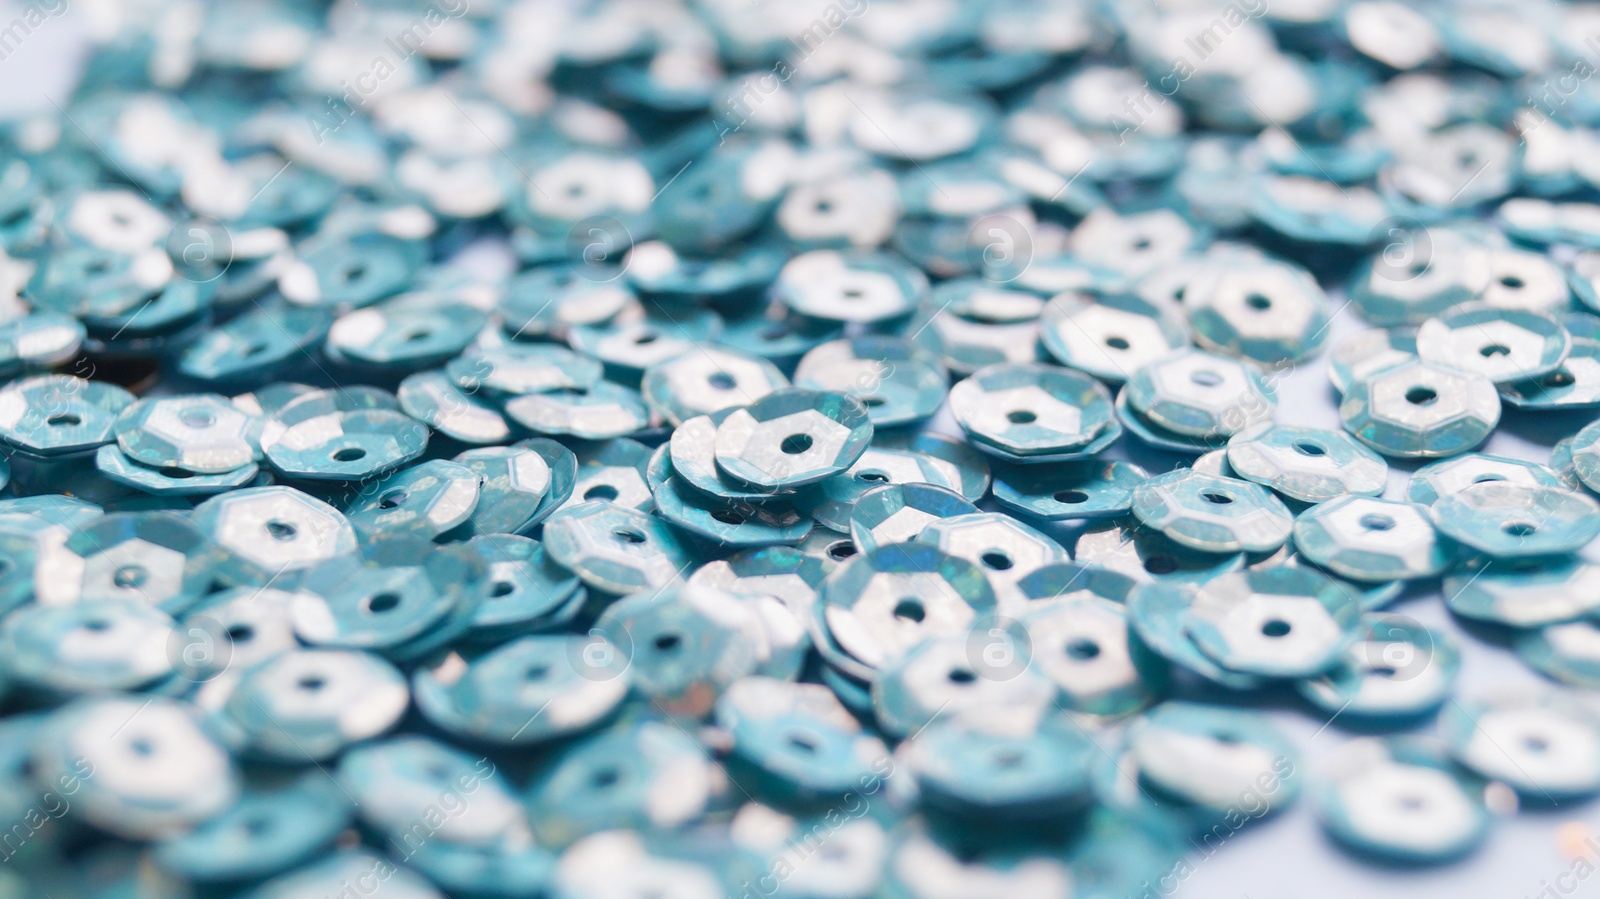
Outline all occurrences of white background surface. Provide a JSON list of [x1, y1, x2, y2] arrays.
[[1, 5, 1597, 898]]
